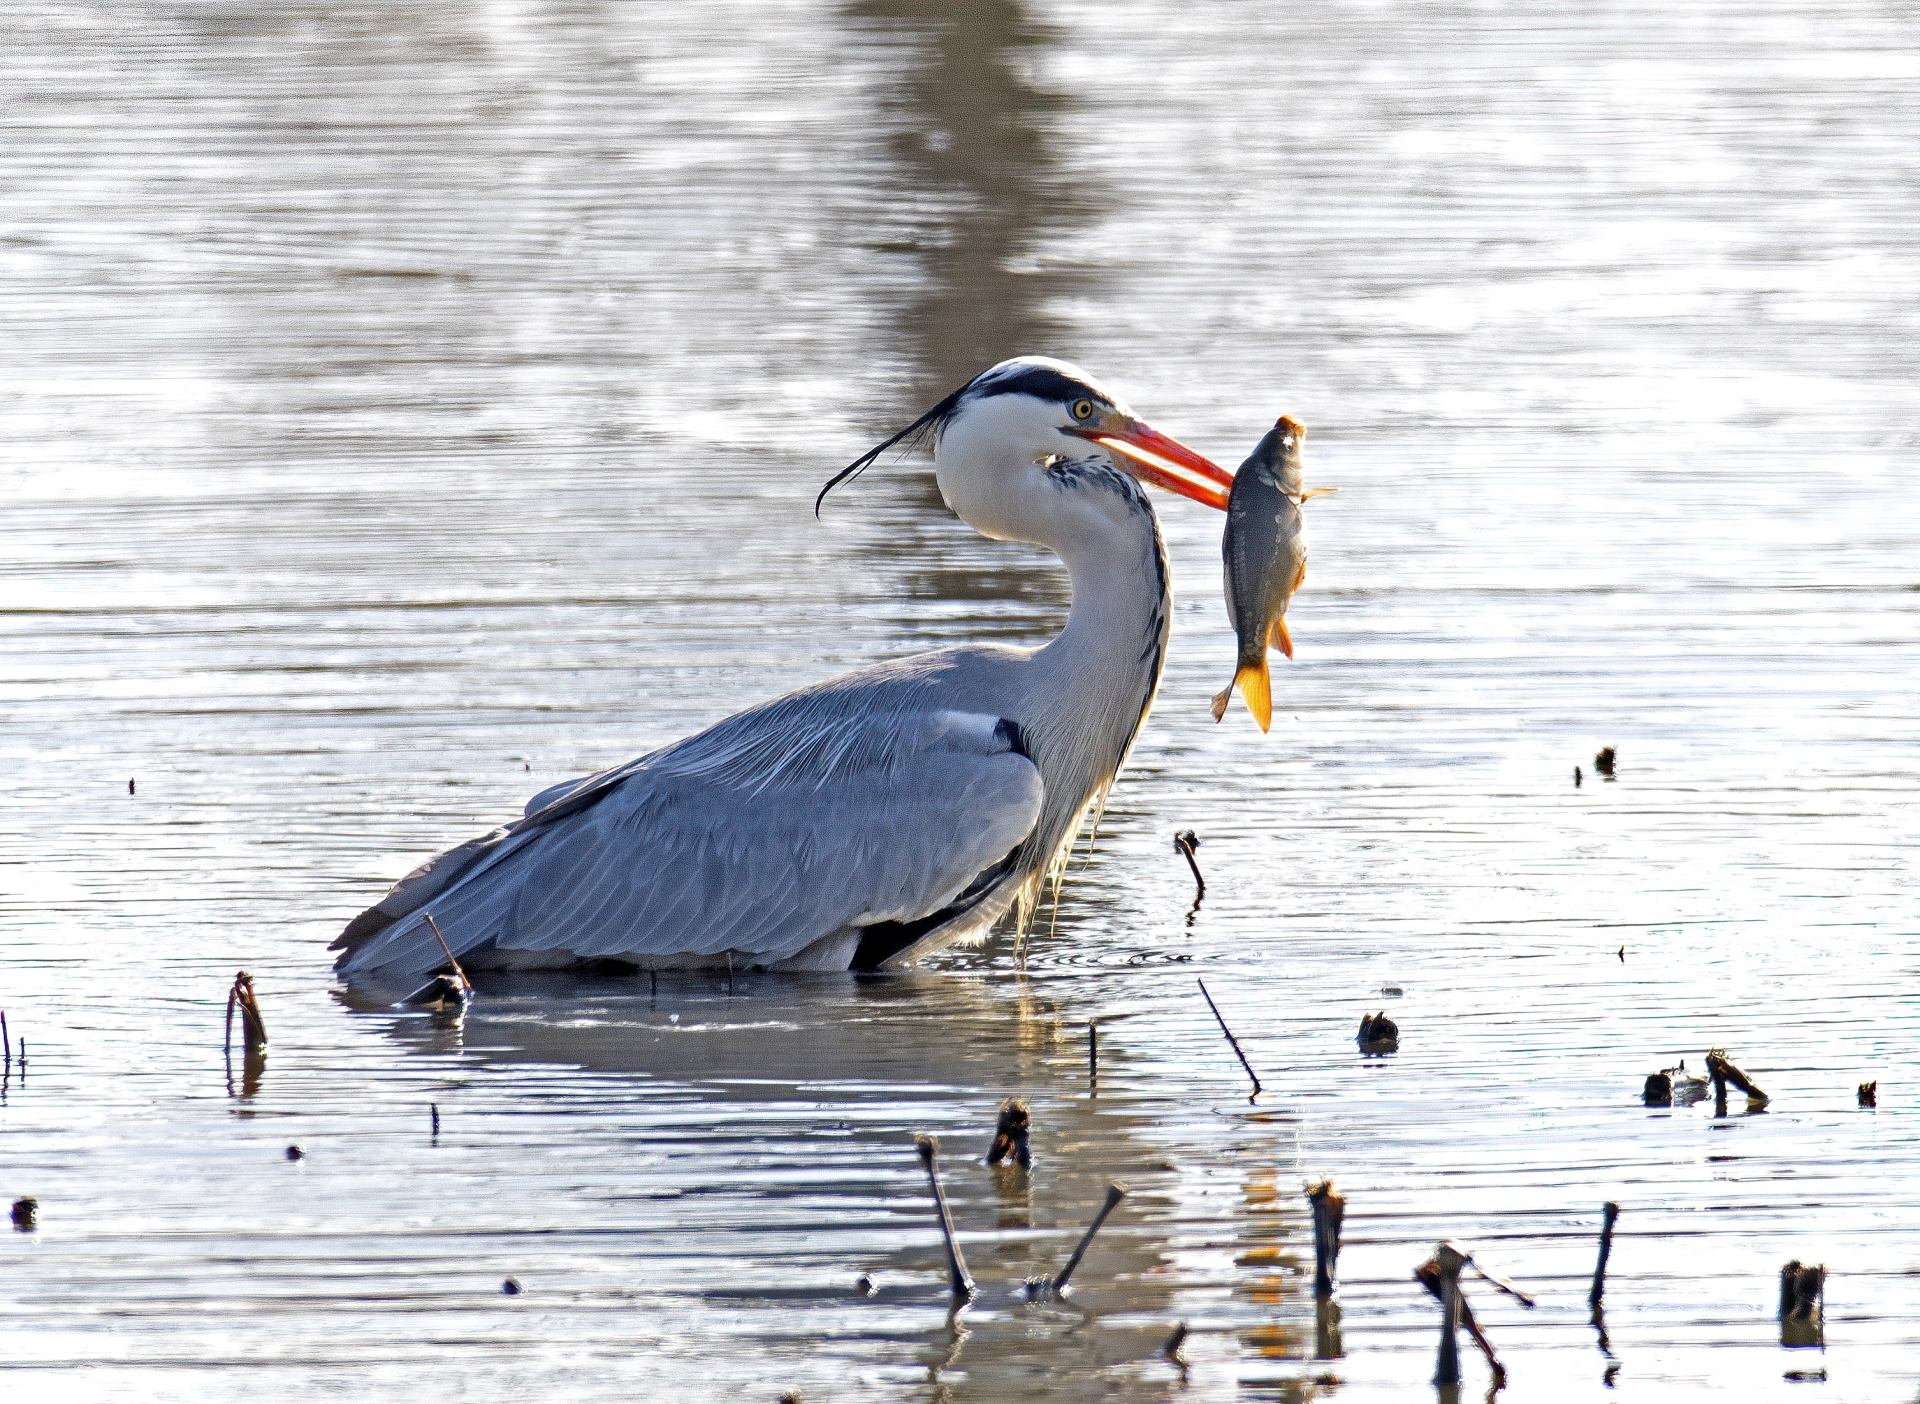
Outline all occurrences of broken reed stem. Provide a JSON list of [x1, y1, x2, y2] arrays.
[[2, 1009, 9, 1076], [1590, 1201, 1620, 1308], [1196, 978, 1261, 1102], [1432, 1243, 1465, 1386], [1052, 1182, 1129, 1295], [1173, 830, 1205, 900], [1308, 1180, 1345, 1299], [1089, 1022, 1097, 1086], [985, 1099, 1031, 1169], [1705, 1049, 1768, 1106], [430, 1103, 440, 1139], [227, 971, 267, 1049], [1417, 1253, 1503, 1385], [1162, 1322, 1189, 1366], [422, 913, 472, 994], [913, 1135, 974, 1298], [1779, 1260, 1826, 1321]]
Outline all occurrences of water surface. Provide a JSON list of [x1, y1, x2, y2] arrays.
[[2, 2, 1916, 1400]]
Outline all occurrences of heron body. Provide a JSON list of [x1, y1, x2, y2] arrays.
[[333, 358, 1231, 987]]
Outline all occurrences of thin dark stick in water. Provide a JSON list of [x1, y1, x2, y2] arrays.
[[1467, 1254, 1536, 1309], [422, 913, 471, 994], [913, 1135, 974, 1297], [223, 983, 236, 1058], [2, 1010, 9, 1077], [1589, 1201, 1620, 1308], [1173, 830, 1204, 901], [1052, 1182, 1128, 1295], [1197, 978, 1261, 1102], [1308, 1180, 1345, 1299], [430, 1103, 440, 1139], [1088, 1022, 1097, 1087]]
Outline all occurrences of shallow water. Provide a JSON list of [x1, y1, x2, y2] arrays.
[[2, 1, 1917, 1400]]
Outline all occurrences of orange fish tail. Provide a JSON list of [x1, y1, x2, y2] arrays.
[[1235, 660, 1272, 732]]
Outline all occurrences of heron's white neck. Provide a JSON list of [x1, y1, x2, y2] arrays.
[[932, 425, 1172, 752], [1018, 466, 1171, 778], [1035, 483, 1167, 672]]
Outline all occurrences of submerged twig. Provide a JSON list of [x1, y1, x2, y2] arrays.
[[1357, 1010, 1399, 1053], [1088, 1022, 1097, 1088], [402, 914, 473, 1009], [1173, 830, 1205, 903], [1162, 1322, 1189, 1369], [1050, 1182, 1128, 1296], [423, 913, 472, 994], [985, 1099, 1032, 1169], [913, 1135, 974, 1298], [1197, 978, 1261, 1102]]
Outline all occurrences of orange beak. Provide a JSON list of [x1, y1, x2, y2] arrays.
[[1069, 416, 1233, 511]]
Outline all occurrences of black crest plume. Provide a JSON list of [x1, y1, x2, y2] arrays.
[[815, 380, 969, 517]]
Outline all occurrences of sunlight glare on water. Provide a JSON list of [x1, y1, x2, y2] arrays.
[[1, 2, 1916, 1401]]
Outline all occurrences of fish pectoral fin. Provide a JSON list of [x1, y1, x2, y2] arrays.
[[1267, 614, 1295, 661], [1300, 486, 1338, 499], [1235, 661, 1272, 733], [1210, 684, 1232, 723]]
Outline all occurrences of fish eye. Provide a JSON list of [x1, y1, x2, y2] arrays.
[[1071, 399, 1094, 420]]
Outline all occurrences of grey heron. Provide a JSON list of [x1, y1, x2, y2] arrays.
[[333, 357, 1232, 987]]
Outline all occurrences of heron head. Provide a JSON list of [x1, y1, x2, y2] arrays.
[[816, 357, 1231, 529]]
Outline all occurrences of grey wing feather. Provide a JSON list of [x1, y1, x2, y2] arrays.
[[334, 692, 1043, 985]]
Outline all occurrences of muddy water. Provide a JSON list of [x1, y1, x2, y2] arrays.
[[2, 2, 1916, 1400]]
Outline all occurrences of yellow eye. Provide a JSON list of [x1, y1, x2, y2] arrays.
[[1072, 399, 1094, 420]]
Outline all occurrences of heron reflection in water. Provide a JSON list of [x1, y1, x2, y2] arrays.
[[334, 358, 1231, 987]]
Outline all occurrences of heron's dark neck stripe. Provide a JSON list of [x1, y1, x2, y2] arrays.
[[1042, 458, 1154, 518]]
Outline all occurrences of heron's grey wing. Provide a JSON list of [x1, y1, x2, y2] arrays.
[[334, 707, 1042, 985]]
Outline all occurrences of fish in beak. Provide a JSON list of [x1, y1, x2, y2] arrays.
[[1213, 415, 1334, 731]]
